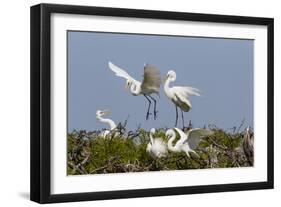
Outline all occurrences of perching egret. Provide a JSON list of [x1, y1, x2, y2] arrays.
[[96, 109, 117, 138], [165, 127, 213, 157], [163, 70, 200, 127], [243, 126, 254, 165], [146, 128, 167, 158], [108, 61, 161, 120]]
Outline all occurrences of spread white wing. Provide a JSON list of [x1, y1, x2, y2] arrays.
[[170, 86, 200, 111], [108, 61, 139, 83], [186, 128, 213, 150], [141, 64, 161, 93], [173, 86, 200, 99]]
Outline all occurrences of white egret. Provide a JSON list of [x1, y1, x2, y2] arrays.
[[108, 61, 161, 120], [96, 109, 117, 138], [146, 128, 167, 158], [164, 70, 200, 127], [165, 127, 213, 157], [243, 126, 254, 165]]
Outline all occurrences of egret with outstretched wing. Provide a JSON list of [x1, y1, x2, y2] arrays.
[[164, 70, 200, 127], [166, 127, 213, 157], [109, 61, 161, 120]]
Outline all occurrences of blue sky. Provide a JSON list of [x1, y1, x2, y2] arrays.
[[67, 31, 253, 132]]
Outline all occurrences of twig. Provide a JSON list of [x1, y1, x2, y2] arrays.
[[90, 156, 120, 174], [68, 161, 85, 174], [208, 137, 228, 150], [90, 165, 109, 174], [237, 118, 246, 133]]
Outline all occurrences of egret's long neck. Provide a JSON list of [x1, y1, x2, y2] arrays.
[[130, 82, 141, 95], [149, 132, 154, 144], [97, 116, 116, 130], [167, 131, 177, 152], [164, 79, 171, 94]]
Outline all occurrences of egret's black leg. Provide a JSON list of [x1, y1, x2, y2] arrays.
[[181, 109, 185, 129], [175, 105, 178, 127], [144, 95, 152, 120], [148, 95, 158, 120]]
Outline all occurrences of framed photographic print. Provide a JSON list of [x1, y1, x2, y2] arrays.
[[30, 3, 274, 203]]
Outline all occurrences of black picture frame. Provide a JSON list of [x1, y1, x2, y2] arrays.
[[30, 3, 274, 204]]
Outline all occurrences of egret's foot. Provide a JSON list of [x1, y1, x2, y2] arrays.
[[146, 112, 152, 120], [153, 110, 158, 120]]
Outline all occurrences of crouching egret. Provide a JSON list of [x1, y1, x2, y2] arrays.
[[165, 127, 213, 157], [108, 61, 161, 120], [96, 109, 117, 138], [146, 128, 167, 158], [164, 70, 200, 127]]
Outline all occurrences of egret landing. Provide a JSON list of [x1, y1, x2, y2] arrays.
[[109, 61, 161, 120]]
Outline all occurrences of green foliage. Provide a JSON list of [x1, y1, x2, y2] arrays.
[[67, 125, 253, 175]]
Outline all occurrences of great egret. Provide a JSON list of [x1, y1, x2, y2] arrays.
[[165, 127, 213, 157], [163, 70, 200, 127], [243, 126, 254, 165], [108, 61, 161, 120], [96, 109, 117, 138], [146, 128, 167, 158]]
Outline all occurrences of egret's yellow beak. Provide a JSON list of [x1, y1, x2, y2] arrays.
[[102, 109, 111, 116]]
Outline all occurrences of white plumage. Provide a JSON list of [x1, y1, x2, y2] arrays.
[[164, 70, 200, 127], [109, 61, 161, 120], [166, 127, 213, 157], [146, 128, 167, 158], [96, 109, 117, 138], [108, 61, 140, 92]]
